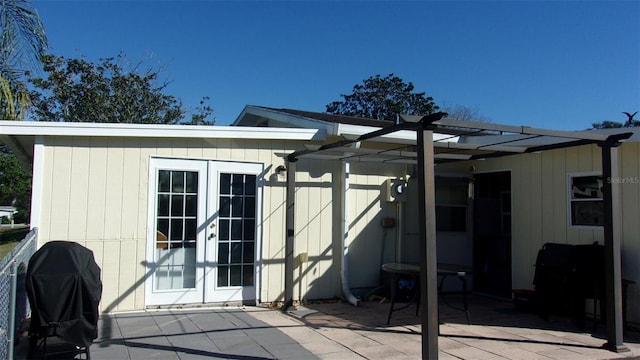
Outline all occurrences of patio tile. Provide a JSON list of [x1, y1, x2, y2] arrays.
[[568, 345, 632, 360], [156, 322, 202, 336], [125, 343, 180, 359], [454, 336, 513, 352], [363, 329, 421, 347], [262, 342, 319, 360], [438, 336, 468, 351], [90, 343, 131, 360], [349, 344, 413, 359], [443, 345, 508, 359], [315, 327, 381, 348], [485, 346, 554, 360], [243, 325, 280, 336], [536, 347, 598, 360], [524, 331, 585, 347], [165, 333, 220, 351], [317, 350, 367, 359], [186, 312, 232, 329], [438, 351, 466, 360], [277, 326, 324, 343], [212, 336, 273, 358], [203, 328, 247, 339], [297, 336, 351, 355], [80, 295, 639, 360], [516, 339, 564, 353], [251, 330, 301, 347]]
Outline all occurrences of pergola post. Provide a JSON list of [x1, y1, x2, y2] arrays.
[[600, 142, 628, 352], [284, 159, 297, 310], [417, 125, 439, 359]]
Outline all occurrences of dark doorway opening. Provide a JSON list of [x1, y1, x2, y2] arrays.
[[473, 171, 512, 298]]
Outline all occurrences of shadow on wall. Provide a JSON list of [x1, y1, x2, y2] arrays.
[[345, 181, 398, 294]]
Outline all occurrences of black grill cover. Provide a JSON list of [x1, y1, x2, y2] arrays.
[[26, 241, 102, 347]]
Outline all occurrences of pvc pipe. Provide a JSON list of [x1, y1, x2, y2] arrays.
[[341, 160, 359, 306]]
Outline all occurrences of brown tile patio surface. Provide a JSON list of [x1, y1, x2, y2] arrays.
[[19, 294, 640, 359], [287, 294, 640, 359]]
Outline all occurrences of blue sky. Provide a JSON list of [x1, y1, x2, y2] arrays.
[[32, 1, 638, 130]]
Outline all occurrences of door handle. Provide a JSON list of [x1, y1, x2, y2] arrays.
[[208, 222, 216, 240]]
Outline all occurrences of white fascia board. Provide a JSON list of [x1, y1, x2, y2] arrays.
[[0, 120, 325, 141], [337, 123, 459, 144]]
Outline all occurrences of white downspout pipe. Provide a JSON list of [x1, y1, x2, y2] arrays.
[[341, 160, 359, 306]]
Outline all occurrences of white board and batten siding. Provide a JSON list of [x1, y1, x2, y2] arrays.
[[34, 135, 341, 312]]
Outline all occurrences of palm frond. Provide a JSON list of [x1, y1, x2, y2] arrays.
[[0, 0, 48, 82], [0, 72, 29, 119]]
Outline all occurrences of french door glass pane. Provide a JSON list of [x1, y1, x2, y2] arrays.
[[218, 243, 229, 264], [220, 174, 231, 195], [230, 265, 242, 286], [218, 267, 228, 287], [219, 219, 229, 240], [217, 173, 256, 288], [155, 170, 198, 290]]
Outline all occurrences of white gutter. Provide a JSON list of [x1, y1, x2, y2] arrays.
[[341, 145, 360, 306]]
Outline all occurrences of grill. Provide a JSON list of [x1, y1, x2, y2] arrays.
[[26, 241, 102, 358]]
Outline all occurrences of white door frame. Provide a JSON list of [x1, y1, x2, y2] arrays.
[[145, 157, 263, 307], [205, 160, 263, 303]]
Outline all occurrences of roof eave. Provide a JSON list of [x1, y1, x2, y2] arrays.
[[233, 105, 340, 135], [0, 120, 326, 141]]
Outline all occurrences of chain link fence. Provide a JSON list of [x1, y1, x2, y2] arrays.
[[0, 228, 37, 360]]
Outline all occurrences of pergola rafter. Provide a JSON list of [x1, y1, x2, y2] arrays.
[[284, 113, 634, 357]]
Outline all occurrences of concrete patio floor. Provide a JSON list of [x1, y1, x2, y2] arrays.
[[21, 294, 640, 359]]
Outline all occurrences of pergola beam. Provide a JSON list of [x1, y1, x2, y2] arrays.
[[288, 121, 417, 162], [284, 114, 635, 353], [430, 118, 615, 141], [434, 141, 527, 153]]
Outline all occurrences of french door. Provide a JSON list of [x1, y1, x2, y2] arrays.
[[146, 158, 262, 306]]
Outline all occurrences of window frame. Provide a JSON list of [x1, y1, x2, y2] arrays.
[[568, 172, 604, 228], [435, 177, 470, 232]]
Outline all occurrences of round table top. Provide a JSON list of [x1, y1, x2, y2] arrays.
[[381, 263, 472, 276], [381, 263, 420, 274]]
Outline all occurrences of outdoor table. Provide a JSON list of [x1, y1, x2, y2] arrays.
[[381, 262, 472, 325]]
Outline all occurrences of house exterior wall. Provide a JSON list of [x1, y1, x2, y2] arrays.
[[33, 135, 406, 312], [35, 136, 321, 312], [344, 162, 409, 292], [436, 143, 640, 327]]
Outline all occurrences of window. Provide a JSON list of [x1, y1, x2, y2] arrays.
[[569, 174, 603, 227], [435, 178, 469, 232]]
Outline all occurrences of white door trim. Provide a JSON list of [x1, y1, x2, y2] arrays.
[[145, 157, 263, 307]]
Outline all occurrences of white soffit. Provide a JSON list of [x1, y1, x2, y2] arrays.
[[0, 120, 325, 141], [234, 105, 340, 134]]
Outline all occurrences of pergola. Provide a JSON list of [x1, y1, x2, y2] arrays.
[[282, 112, 632, 358]]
